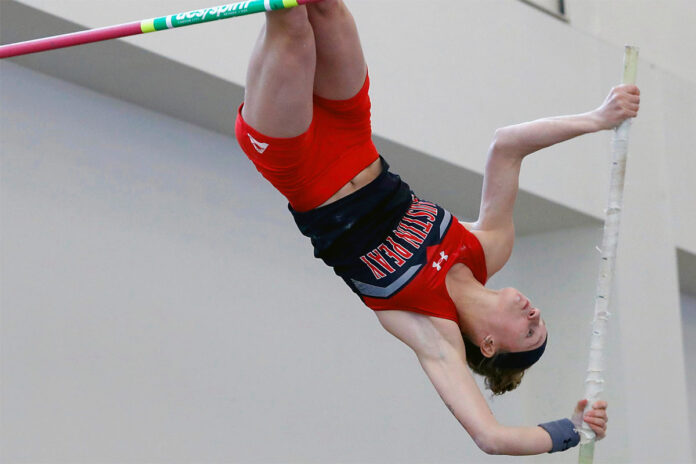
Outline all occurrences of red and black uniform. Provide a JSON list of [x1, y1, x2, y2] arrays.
[[236, 74, 487, 322]]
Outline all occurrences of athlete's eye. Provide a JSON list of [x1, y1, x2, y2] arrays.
[[527, 329, 534, 337]]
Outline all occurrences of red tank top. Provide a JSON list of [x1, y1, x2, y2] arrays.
[[354, 209, 488, 323]]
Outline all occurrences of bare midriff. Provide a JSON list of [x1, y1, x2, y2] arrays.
[[318, 158, 383, 208]]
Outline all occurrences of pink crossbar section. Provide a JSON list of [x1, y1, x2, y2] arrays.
[[0, 21, 142, 59], [0, 0, 326, 59]]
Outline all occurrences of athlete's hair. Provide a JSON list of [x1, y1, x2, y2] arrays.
[[462, 334, 526, 395]]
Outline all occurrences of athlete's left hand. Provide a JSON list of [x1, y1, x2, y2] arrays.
[[572, 399, 608, 440], [592, 84, 641, 130]]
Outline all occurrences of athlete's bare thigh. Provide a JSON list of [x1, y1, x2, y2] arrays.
[[242, 7, 316, 138]]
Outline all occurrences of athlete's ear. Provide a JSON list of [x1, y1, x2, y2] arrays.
[[481, 336, 496, 358]]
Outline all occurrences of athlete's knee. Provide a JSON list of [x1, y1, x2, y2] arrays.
[[265, 5, 313, 40], [307, 0, 346, 18]]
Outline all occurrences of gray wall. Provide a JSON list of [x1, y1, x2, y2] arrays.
[[1, 62, 693, 462]]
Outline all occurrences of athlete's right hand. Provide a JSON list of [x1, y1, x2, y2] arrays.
[[592, 85, 641, 130], [572, 399, 609, 441]]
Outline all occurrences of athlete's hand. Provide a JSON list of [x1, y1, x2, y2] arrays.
[[571, 399, 608, 441], [592, 85, 641, 130]]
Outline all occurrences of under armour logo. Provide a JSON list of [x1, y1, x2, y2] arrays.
[[432, 251, 448, 271], [248, 134, 269, 154]]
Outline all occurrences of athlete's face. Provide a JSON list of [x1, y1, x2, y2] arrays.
[[492, 287, 547, 354]]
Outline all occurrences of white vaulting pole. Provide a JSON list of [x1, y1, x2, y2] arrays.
[[578, 45, 639, 464]]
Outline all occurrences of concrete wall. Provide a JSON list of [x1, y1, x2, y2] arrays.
[[1, 60, 693, 462], [10, 0, 696, 256], [2, 0, 694, 462], [1, 62, 405, 463], [565, 0, 696, 84]]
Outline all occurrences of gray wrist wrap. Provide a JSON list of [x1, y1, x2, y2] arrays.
[[538, 418, 580, 453]]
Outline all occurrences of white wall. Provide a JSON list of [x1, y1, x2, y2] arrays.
[[3, 1, 695, 461], [11, 0, 696, 255], [2, 61, 693, 463], [565, 0, 696, 85], [1, 62, 481, 463]]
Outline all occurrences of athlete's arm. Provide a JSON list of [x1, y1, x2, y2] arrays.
[[375, 310, 553, 455], [470, 85, 640, 276], [491, 85, 639, 160], [417, 334, 554, 455]]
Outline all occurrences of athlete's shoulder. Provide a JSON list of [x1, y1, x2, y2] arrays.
[[375, 309, 464, 356]]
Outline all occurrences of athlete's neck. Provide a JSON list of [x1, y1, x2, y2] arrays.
[[446, 264, 499, 344]]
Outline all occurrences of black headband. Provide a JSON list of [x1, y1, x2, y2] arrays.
[[492, 334, 548, 370]]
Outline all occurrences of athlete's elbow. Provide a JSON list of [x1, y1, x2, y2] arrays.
[[472, 428, 504, 455], [492, 127, 507, 143], [489, 129, 522, 162], [474, 434, 500, 455], [492, 127, 514, 149]]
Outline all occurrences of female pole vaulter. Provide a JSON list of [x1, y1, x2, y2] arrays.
[[235, 0, 639, 455]]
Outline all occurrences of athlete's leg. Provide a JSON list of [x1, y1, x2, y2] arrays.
[[241, 7, 316, 138], [306, 0, 367, 100]]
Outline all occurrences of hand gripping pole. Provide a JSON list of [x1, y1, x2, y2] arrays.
[[0, 0, 323, 59]]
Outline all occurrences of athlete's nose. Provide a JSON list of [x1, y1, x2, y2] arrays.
[[528, 308, 539, 320]]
